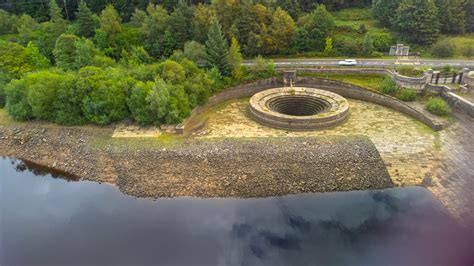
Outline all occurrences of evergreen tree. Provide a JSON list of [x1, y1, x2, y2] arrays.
[[361, 33, 374, 56], [393, 0, 440, 45], [435, 0, 465, 34], [99, 4, 122, 37], [53, 34, 80, 70], [466, 0, 474, 33], [205, 19, 231, 76], [372, 0, 401, 27], [228, 37, 243, 79], [49, 0, 63, 23], [76, 0, 96, 37]]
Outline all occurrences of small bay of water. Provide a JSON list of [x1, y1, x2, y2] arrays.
[[0, 157, 472, 266]]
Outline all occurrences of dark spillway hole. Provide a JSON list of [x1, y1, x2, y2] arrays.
[[268, 96, 331, 116]]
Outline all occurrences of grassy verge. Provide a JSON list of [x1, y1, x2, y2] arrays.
[[299, 73, 386, 92], [0, 108, 16, 126]]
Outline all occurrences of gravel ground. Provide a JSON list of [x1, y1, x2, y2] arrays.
[[0, 123, 392, 198]]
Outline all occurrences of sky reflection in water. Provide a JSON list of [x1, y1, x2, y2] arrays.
[[0, 157, 472, 266]]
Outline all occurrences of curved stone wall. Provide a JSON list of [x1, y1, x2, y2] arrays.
[[249, 87, 349, 131], [180, 77, 443, 133], [285, 68, 427, 91]]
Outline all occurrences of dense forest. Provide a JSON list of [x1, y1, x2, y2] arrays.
[[0, 0, 472, 126]]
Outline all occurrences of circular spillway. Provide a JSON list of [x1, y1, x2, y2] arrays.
[[249, 87, 349, 131]]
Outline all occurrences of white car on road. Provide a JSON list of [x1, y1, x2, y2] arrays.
[[338, 59, 358, 66]]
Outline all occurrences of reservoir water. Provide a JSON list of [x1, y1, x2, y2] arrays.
[[0, 157, 472, 265]]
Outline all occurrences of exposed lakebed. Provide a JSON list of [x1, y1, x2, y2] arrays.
[[0, 157, 472, 266]]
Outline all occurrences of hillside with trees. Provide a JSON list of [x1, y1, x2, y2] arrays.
[[0, 0, 472, 126]]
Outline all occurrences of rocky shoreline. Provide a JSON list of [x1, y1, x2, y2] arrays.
[[0, 122, 393, 198]]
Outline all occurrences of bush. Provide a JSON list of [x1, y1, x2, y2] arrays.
[[431, 40, 455, 58], [397, 66, 424, 77], [380, 77, 398, 95], [426, 97, 451, 116], [127, 81, 157, 125], [5, 78, 32, 120], [397, 89, 417, 102]]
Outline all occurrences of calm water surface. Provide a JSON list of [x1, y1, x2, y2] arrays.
[[0, 157, 473, 266]]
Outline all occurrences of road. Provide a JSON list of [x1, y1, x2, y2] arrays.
[[242, 58, 474, 68]]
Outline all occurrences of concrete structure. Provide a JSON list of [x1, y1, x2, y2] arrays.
[[389, 44, 410, 57], [178, 75, 444, 133], [249, 87, 349, 131], [285, 67, 427, 92]]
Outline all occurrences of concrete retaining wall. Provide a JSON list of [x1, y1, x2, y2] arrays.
[[287, 68, 427, 91], [463, 74, 474, 88], [180, 76, 443, 133], [441, 92, 474, 117]]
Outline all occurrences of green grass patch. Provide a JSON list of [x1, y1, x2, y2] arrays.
[[87, 132, 185, 151], [299, 72, 386, 92], [0, 108, 16, 125], [425, 97, 451, 116]]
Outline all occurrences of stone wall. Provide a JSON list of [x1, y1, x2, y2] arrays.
[[180, 76, 443, 133], [463, 73, 474, 88], [441, 92, 474, 117], [288, 68, 427, 91]]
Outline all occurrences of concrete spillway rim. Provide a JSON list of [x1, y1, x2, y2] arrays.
[[249, 87, 350, 130]]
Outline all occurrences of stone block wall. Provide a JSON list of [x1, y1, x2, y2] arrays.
[[288, 68, 427, 91]]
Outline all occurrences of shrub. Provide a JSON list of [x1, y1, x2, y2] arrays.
[[0, 71, 9, 107], [431, 40, 455, 58], [127, 81, 157, 125], [426, 97, 451, 116], [5, 78, 32, 121], [397, 89, 417, 102], [397, 66, 424, 77], [380, 77, 398, 95]]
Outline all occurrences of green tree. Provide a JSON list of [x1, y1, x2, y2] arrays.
[[435, 0, 465, 34], [5, 78, 33, 121], [324, 36, 333, 54], [128, 81, 157, 125], [147, 78, 171, 123], [76, 0, 97, 37], [372, 0, 401, 27], [228, 37, 243, 79], [49, 0, 63, 23], [167, 0, 194, 51], [0, 41, 49, 79], [183, 41, 207, 65], [99, 4, 122, 38], [466, 0, 474, 32], [192, 3, 217, 43], [0, 9, 18, 35], [361, 33, 374, 56], [141, 3, 170, 58], [206, 19, 231, 76], [161, 60, 186, 84], [53, 34, 80, 70], [269, 7, 296, 54], [48, 0, 67, 35], [393, 0, 440, 45]]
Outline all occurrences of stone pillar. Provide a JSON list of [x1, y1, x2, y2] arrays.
[[461, 68, 470, 84], [283, 70, 297, 87]]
